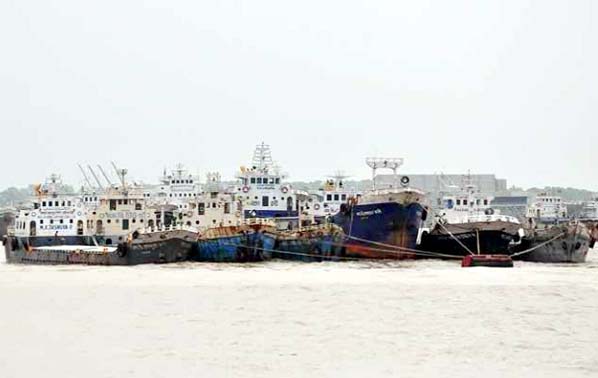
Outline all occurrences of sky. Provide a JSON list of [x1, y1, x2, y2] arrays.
[[0, 1, 596, 190]]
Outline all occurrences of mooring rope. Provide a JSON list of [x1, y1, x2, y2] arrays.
[[435, 221, 475, 255], [509, 232, 566, 258], [341, 234, 464, 260]]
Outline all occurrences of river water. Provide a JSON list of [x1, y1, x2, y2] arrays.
[[1, 251, 597, 378]]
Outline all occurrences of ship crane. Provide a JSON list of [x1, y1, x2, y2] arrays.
[[97, 165, 115, 188], [87, 165, 104, 190], [78, 164, 95, 190], [365, 157, 404, 190]]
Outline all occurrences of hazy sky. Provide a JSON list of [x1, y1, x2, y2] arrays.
[[1, 1, 596, 190]]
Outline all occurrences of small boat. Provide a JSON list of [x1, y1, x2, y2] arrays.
[[271, 224, 345, 262], [513, 223, 593, 263]]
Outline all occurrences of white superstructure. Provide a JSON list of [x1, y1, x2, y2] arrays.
[[526, 193, 568, 222], [234, 143, 298, 224], [12, 175, 88, 238]]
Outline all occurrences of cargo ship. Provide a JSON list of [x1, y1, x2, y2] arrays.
[[332, 158, 428, 259]]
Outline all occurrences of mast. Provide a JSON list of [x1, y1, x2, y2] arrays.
[[252, 142, 274, 171], [365, 158, 404, 190]]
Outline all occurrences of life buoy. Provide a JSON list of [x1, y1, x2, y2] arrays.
[[31, 212, 36, 217], [400, 176, 410, 187], [314, 204, 321, 211], [281, 186, 289, 194], [242, 186, 250, 193], [484, 208, 495, 216], [77, 211, 82, 217]]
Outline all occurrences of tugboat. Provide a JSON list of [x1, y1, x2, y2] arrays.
[[332, 158, 428, 259], [418, 178, 523, 257]]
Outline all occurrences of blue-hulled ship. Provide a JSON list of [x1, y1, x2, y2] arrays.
[[271, 224, 345, 262], [193, 223, 276, 262], [332, 158, 428, 259]]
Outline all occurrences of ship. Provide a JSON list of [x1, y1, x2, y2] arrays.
[[270, 224, 345, 262], [192, 221, 276, 262], [418, 178, 523, 257], [233, 143, 300, 230], [513, 222, 593, 263], [304, 173, 358, 223], [526, 192, 568, 224], [332, 158, 428, 259]]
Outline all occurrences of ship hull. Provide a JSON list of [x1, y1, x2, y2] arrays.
[[418, 220, 522, 257], [272, 228, 345, 262], [419, 229, 516, 257], [4, 230, 197, 265], [332, 201, 425, 259], [193, 227, 276, 262], [515, 224, 591, 263]]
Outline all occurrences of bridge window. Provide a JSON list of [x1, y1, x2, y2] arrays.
[[198, 203, 205, 215], [463, 200, 468, 205], [456, 199, 461, 206], [326, 194, 332, 201], [257, 178, 263, 184], [110, 200, 117, 210], [341, 194, 347, 200], [275, 178, 280, 184], [334, 194, 339, 201], [122, 219, 129, 230], [42, 201, 46, 207], [250, 177, 256, 184]]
